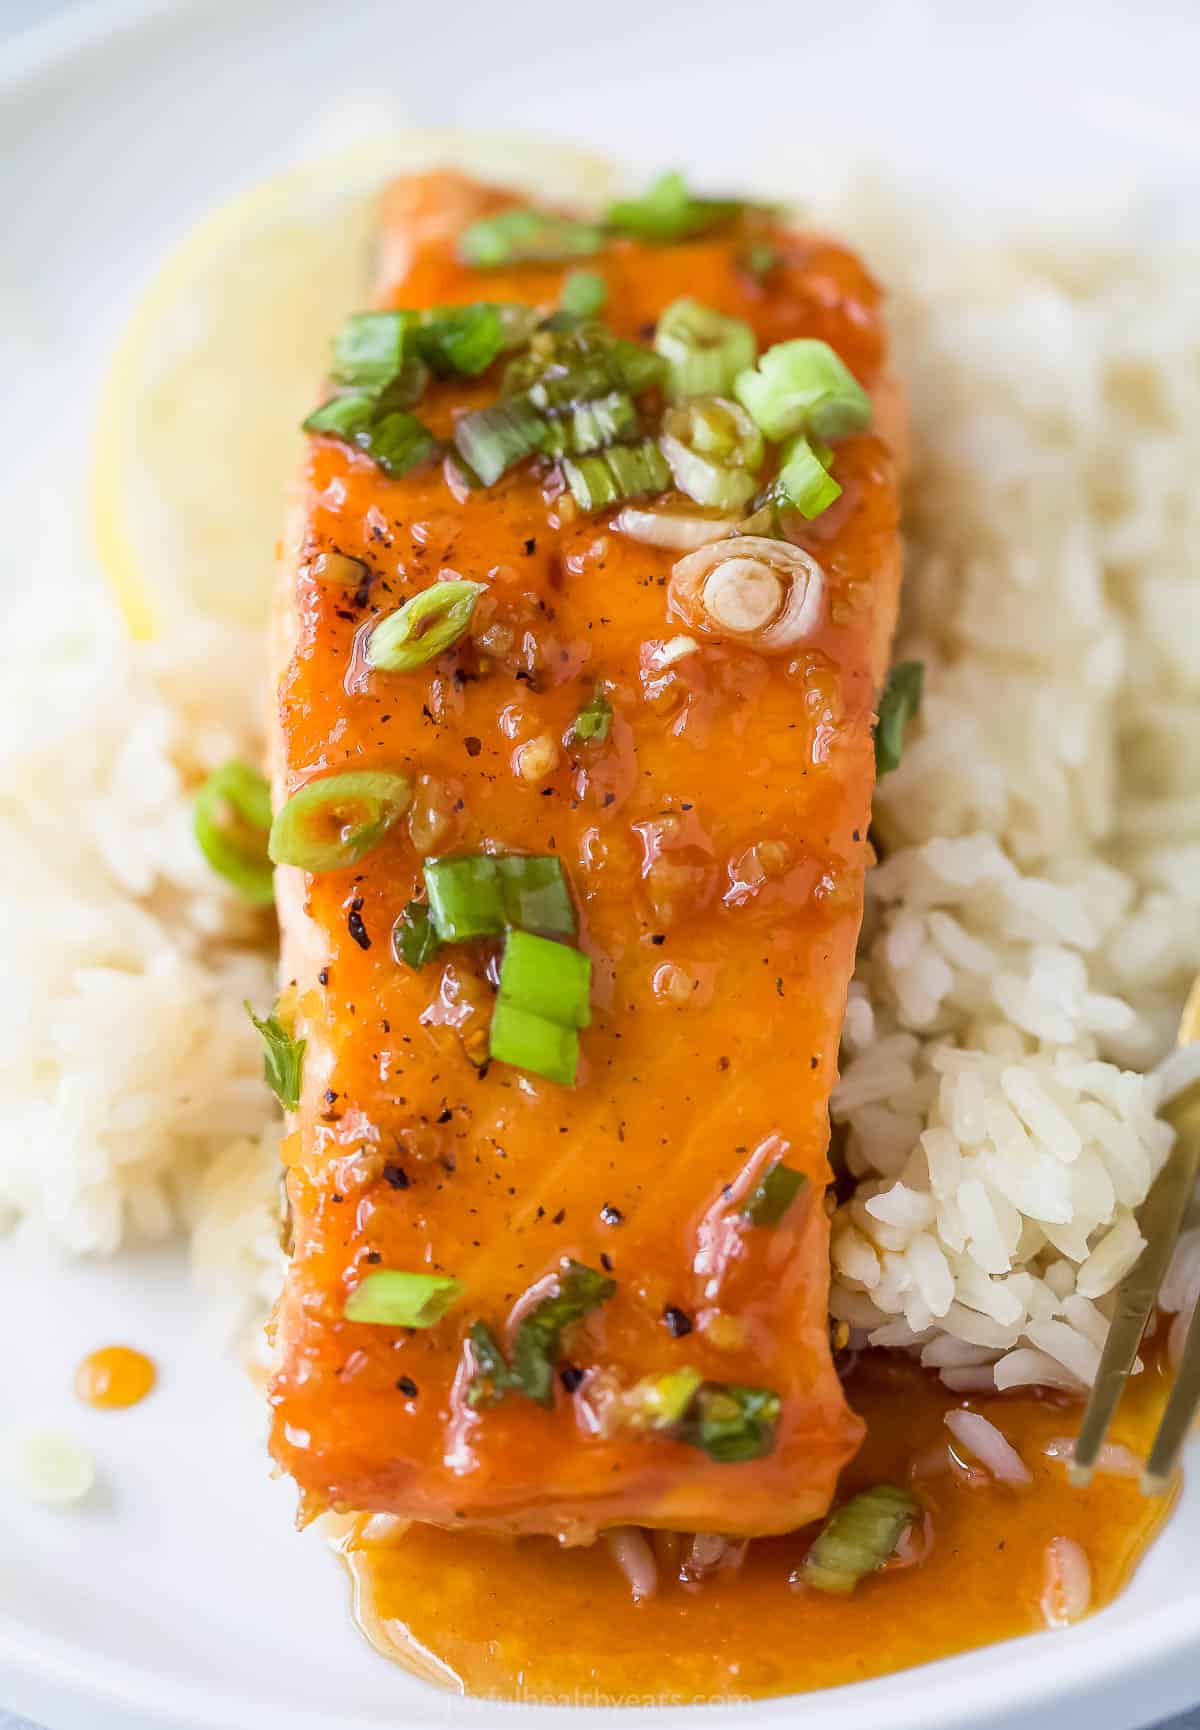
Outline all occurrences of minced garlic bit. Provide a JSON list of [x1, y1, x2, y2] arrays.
[[515, 734, 560, 783]]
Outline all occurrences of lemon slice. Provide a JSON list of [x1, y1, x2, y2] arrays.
[[91, 131, 616, 638]]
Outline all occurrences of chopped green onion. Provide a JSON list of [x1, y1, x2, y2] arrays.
[[675, 1381, 781, 1463], [303, 391, 378, 440], [659, 395, 764, 510], [609, 339, 669, 396], [495, 854, 576, 936], [623, 1366, 704, 1430], [344, 1269, 463, 1328], [563, 440, 670, 512], [742, 1160, 808, 1227], [413, 303, 506, 377], [489, 1000, 580, 1085], [654, 298, 757, 401], [607, 172, 741, 243], [423, 853, 576, 942], [373, 357, 432, 411], [453, 397, 549, 486], [560, 270, 608, 319], [497, 930, 591, 1028], [570, 686, 612, 743], [741, 241, 781, 281], [357, 410, 437, 479], [366, 580, 485, 673], [510, 1261, 615, 1404], [193, 760, 274, 905], [466, 1321, 513, 1408], [392, 901, 442, 969], [775, 433, 842, 519], [800, 1485, 919, 1594], [735, 338, 872, 443], [540, 391, 640, 457], [246, 1002, 305, 1111], [268, 770, 412, 872], [423, 853, 507, 942], [459, 207, 605, 268], [874, 661, 925, 777], [332, 311, 410, 387]]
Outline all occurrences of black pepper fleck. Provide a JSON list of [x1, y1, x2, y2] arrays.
[[649, 934, 665, 946], [464, 735, 482, 757], [662, 1305, 693, 1338], [383, 1164, 411, 1190], [559, 1365, 585, 1393], [396, 1375, 418, 1397], [600, 1203, 623, 1226]]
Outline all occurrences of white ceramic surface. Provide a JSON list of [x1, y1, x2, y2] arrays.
[[1, 2, 1198, 1727]]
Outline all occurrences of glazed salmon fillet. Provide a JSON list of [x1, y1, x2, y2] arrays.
[[268, 170, 904, 1537]]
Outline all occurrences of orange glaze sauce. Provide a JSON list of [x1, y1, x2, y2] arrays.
[[75, 1345, 157, 1409], [338, 1354, 1175, 1702], [269, 178, 900, 1538]]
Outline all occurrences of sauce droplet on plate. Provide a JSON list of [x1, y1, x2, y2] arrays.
[[75, 1345, 157, 1410]]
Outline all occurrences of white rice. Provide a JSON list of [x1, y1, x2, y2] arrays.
[[0, 588, 280, 1313], [828, 209, 1200, 1389], [1, 197, 1198, 1395]]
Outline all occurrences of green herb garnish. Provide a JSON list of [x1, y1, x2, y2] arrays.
[[874, 661, 924, 777], [268, 770, 412, 873], [392, 901, 442, 969], [458, 208, 606, 268], [192, 759, 274, 905], [466, 1261, 616, 1408], [570, 687, 612, 744], [246, 1002, 306, 1111]]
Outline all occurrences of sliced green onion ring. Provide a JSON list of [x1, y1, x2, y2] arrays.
[[303, 392, 377, 440], [669, 536, 824, 652], [459, 208, 605, 268], [659, 396, 764, 510], [344, 1269, 464, 1328], [735, 338, 872, 443], [654, 298, 757, 401], [614, 504, 738, 551], [268, 770, 412, 872], [498, 930, 592, 1028], [800, 1486, 919, 1594], [489, 1000, 580, 1086], [193, 760, 274, 904], [563, 440, 670, 512], [367, 580, 485, 673], [495, 854, 576, 935]]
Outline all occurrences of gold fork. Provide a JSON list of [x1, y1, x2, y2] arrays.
[[1072, 983, 1200, 1495]]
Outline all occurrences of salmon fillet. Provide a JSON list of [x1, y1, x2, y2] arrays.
[[268, 170, 904, 1538]]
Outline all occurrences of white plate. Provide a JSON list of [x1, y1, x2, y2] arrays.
[[1, 2, 1198, 1727]]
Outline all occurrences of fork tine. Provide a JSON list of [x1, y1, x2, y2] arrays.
[[1142, 1298, 1200, 1493], [1069, 1077, 1200, 1488]]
